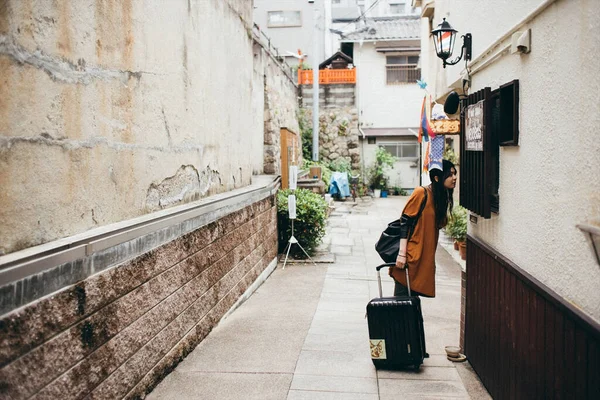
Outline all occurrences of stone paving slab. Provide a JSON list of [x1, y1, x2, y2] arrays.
[[290, 374, 379, 394], [148, 196, 490, 400], [331, 237, 355, 246], [288, 390, 379, 400], [378, 378, 469, 399], [302, 331, 370, 353], [294, 350, 375, 378], [377, 365, 462, 381], [148, 371, 292, 400]]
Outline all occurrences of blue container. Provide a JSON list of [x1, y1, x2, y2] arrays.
[[381, 191, 388, 198]]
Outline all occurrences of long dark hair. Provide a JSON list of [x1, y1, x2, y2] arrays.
[[428, 159, 455, 229]]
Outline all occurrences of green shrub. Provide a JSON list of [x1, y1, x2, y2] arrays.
[[447, 205, 467, 242], [368, 147, 395, 190], [302, 159, 332, 189], [443, 145, 459, 165], [393, 186, 409, 196], [298, 110, 313, 161], [327, 158, 352, 174], [277, 189, 328, 257]]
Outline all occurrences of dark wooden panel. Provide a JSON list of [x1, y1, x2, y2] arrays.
[[465, 235, 600, 400], [588, 339, 600, 399]]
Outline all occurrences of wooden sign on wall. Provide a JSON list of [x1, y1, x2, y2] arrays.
[[465, 100, 485, 151], [430, 119, 460, 135]]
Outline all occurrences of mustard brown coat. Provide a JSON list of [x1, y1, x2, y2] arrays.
[[390, 186, 441, 297]]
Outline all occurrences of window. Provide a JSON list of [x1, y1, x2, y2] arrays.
[[499, 80, 519, 146], [389, 2, 406, 14], [367, 137, 376, 144], [386, 55, 420, 85], [267, 11, 302, 28], [379, 142, 419, 159]]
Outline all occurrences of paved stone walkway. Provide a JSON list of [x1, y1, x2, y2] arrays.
[[148, 196, 491, 399]]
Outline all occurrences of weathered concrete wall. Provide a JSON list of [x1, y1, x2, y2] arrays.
[[0, 196, 278, 399], [254, 43, 300, 175], [0, 0, 259, 255]]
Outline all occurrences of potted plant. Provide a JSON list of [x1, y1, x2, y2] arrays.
[[445, 217, 459, 250], [380, 176, 389, 198], [449, 206, 468, 260], [368, 147, 395, 198]]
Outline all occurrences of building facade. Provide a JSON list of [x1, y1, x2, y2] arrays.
[[342, 17, 423, 190], [253, 0, 328, 67], [415, 0, 600, 397]]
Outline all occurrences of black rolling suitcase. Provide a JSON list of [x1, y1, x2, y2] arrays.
[[366, 262, 426, 369]]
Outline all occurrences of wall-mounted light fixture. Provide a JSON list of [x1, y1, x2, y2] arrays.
[[431, 18, 472, 68], [577, 223, 600, 266]]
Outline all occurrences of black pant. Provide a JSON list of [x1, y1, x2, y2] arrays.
[[393, 280, 422, 297]]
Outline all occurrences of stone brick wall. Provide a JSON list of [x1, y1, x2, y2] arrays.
[[252, 43, 300, 176], [301, 107, 360, 171], [0, 197, 277, 400]]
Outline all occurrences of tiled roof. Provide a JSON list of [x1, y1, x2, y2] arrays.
[[342, 17, 420, 41]]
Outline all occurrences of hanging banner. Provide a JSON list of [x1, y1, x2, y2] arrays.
[[288, 195, 296, 220], [465, 100, 484, 151], [289, 166, 298, 190]]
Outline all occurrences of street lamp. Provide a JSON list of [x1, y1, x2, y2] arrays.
[[431, 18, 472, 68]]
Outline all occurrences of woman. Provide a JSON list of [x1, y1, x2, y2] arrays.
[[391, 159, 457, 297]]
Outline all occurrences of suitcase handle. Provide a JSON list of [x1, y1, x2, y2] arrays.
[[376, 263, 411, 298]]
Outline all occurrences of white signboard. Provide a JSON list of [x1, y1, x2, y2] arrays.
[[465, 100, 484, 151], [289, 166, 298, 190], [288, 195, 296, 220]]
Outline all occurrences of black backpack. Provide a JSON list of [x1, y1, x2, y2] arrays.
[[375, 188, 428, 263]]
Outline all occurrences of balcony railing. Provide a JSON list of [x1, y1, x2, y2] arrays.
[[298, 68, 356, 85], [386, 65, 421, 85]]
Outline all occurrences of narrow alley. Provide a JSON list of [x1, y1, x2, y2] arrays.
[[148, 196, 490, 399]]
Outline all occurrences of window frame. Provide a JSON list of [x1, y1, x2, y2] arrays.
[[385, 54, 420, 85], [267, 10, 302, 28], [378, 142, 419, 160], [499, 80, 519, 146], [389, 2, 407, 15]]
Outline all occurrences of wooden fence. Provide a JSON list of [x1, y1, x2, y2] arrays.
[[298, 68, 356, 84], [465, 235, 600, 399]]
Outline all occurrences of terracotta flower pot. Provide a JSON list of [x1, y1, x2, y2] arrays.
[[453, 240, 459, 251], [458, 241, 467, 260]]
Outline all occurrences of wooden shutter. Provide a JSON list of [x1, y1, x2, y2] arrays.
[[460, 87, 493, 218], [499, 80, 520, 146]]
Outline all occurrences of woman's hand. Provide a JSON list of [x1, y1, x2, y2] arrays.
[[395, 253, 407, 268]]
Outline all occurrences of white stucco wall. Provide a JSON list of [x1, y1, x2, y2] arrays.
[[427, 0, 600, 322], [253, 0, 327, 66], [0, 0, 263, 254], [361, 136, 421, 189], [355, 42, 423, 129]]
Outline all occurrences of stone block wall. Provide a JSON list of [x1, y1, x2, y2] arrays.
[[252, 43, 300, 176], [300, 84, 355, 109], [0, 197, 277, 399], [301, 107, 360, 171]]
